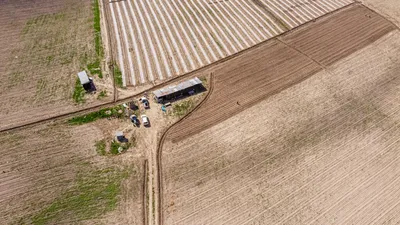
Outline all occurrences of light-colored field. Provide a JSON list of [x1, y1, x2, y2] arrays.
[[0, 120, 144, 224], [162, 29, 400, 225], [105, 0, 353, 87], [361, 0, 400, 27], [0, 0, 113, 131], [167, 4, 396, 142], [160, 4, 400, 224]]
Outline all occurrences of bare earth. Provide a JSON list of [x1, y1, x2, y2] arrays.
[[168, 4, 396, 142], [361, 0, 400, 27], [0, 120, 145, 224], [161, 5, 400, 225], [0, 0, 113, 131]]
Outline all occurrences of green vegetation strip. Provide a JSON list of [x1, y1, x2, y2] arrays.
[[73, 78, 85, 104], [31, 166, 131, 225], [88, 0, 103, 78], [114, 64, 123, 88], [68, 105, 124, 125]]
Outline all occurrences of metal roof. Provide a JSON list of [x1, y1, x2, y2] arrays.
[[153, 77, 202, 98], [77, 71, 90, 85]]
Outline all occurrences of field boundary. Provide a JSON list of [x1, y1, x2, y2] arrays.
[[101, 0, 117, 102], [0, 2, 359, 133], [143, 159, 148, 225], [156, 73, 215, 225]]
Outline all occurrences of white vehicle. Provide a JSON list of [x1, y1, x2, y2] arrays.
[[141, 115, 150, 127]]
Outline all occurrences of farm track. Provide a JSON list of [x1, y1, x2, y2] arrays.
[[156, 73, 215, 225], [106, 0, 353, 87]]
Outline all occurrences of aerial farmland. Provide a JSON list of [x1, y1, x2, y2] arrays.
[[1, 0, 400, 224], [105, 0, 353, 87]]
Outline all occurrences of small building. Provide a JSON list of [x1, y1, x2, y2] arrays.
[[153, 77, 203, 103], [77, 71, 96, 92]]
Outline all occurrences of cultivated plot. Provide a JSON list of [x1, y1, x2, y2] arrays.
[[167, 4, 396, 142], [0, 0, 112, 131], [0, 122, 143, 224], [162, 29, 400, 225], [161, 5, 400, 224], [105, 0, 353, 87]]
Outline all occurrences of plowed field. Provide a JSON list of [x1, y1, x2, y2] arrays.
[[168, 4, 396, 142], [281, 4, 396, 66], [0, 0, 113, 131], [161, 5, 400, 225], [105, 0, 353, 87], [0, 122, 144, 224]]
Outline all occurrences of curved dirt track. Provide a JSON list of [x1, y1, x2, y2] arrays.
[[156, 73, 215, 225]]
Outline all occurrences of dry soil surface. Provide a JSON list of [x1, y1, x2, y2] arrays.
[[162, 29, 400, 225], [0, 121, 143, 224], [161, 5, 400, 224], [0, 0, 113, 131], [168, 4, 396, 142], [361, 0, 400, 27]]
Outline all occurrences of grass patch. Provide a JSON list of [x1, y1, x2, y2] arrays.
[[86, 0, 104, 79], [113, 64, 124, 88], [97, 90, 107, 100], [30, 165, 131, 224], [110, 141, 131, 155], [95, 139, 106, 155], [171, 99, 195, 117], [93, 0, 102, 58], [68, 105, 124, 125], [87, 59, 103, 78], [72, 78, 85, 104]]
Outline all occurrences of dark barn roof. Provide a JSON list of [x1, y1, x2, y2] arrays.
[[153, 77, 202, 98]]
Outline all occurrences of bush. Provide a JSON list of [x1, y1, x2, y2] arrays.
[[68, 105, 124, 125], [110, 141, 131, 155]]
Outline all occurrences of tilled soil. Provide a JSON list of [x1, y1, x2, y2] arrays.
[[162, 29, 400, 225], [0, 121, 144, 224], [161, 4, 400, 225], [280, 4, 396, 66], [0, 0, 113, 131], [360, 0, 400, 27], [168, 39, 321, 142], [167, 4, 396, 142], [105, 0, 353, 87]]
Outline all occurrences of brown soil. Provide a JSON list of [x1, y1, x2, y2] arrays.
[[0, 0, 114, 131], [168, 39, 321, 142], [360, 0, 400, 27], [167, 4, 396, 142], [0, 118, 145, 224], [280, 4, 396, 66], [160, 4, 400, 225], [162, 29, 400, 225]]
